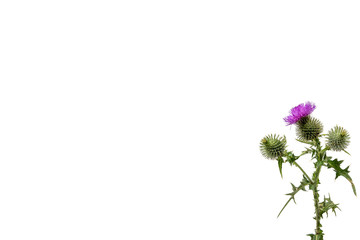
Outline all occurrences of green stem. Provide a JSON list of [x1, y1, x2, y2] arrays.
[[293, 162, 314, 184], [313, 164, 322, 238], [312, 137, 324, 239]]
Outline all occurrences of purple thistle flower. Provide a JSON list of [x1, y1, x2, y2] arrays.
[[284, 102, 316, 125]]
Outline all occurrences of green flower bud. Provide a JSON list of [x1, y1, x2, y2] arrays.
[[260, 134, 287, 160], [326, 126, 350, 151], [296, 116, 323, 141]]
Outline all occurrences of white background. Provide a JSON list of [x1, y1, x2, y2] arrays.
[[1, 1, 359, 240]]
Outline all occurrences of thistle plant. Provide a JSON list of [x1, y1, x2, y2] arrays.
[[260, 102, 356, 240]]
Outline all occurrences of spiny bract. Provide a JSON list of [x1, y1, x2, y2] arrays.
[[260, 134, 287, 160], [296, 116, 323, 141], [326, 126, 350, 151]]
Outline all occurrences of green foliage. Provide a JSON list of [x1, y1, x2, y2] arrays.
[[286, 176, 311, 201], [307, 232, 324, 240], [277, 157, 284, 178], [296, 116, 323, 141], [277, 175, 310, 217], [325, 157, 357, 196], [284, 151, 298, 165], [259, 134, 287, 160], [319, 194, 340, 218], [326, 125, 350, 151]]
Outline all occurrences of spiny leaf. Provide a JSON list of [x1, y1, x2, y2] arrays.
[[307, 233, 324, 240], [277, 176, 310, 218], [285, 151, 298, 165], [326, 158, 357, 196], [319, 194, 341, 219], [300, 147, 313, 157], [277, 157, 284, 178]]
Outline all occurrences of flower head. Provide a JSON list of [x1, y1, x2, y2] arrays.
[[284, 102, 316, 125], [326, 126, 350, 151], [296, 116, 323, 140], [260, 134, 287, 160]]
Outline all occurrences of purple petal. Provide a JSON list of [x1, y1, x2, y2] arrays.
[[284, 102, 316, 125]]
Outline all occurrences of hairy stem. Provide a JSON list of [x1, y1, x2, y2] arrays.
[[312, 138, 324, 239], [312, 164, 322, 238]]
